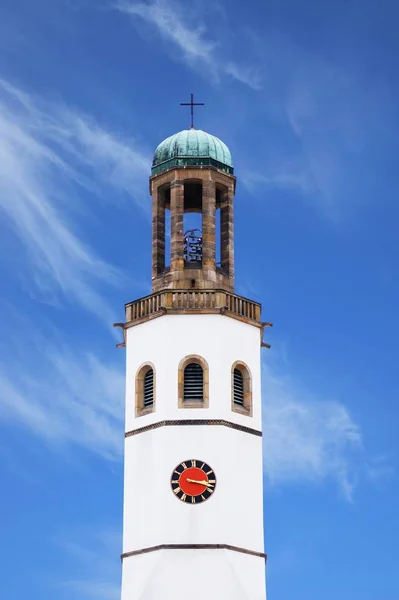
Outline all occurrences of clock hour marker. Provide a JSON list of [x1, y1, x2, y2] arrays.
[[173, 486, 181, 494], [191, 460, 196, 467]]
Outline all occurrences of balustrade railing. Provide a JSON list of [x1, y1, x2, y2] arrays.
[[125, 290, 261, 323]]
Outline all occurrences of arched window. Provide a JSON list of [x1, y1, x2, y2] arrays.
[[184, 363, 204, 402], [143, 369, 154, 407], [231, 362, 252, 416], [233, 368, 244, 406], [178, 355, 209, 408], [135, 363, 156, 417]]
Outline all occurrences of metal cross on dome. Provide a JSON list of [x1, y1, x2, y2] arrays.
[[180, 93, 204, 129]]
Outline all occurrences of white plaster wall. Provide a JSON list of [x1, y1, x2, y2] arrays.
[[121, 549, 267, 600], [121, 313, 266, 600], [122, 424, 264, 553], [124, 314, 263, 431]]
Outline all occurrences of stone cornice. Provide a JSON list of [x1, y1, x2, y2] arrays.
[[125, 419, 262, 438], [121, 543, 267, 561]]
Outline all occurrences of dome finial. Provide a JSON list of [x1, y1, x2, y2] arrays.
[[180, 93, 204, 129]]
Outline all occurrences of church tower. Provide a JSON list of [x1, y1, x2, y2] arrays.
[[118, 107, 269, 600]]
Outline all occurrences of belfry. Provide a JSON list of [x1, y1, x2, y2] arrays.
[[118, 101, 269, 600], [151, 127, 234, 293]]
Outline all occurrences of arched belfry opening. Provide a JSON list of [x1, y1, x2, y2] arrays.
[[150, 128, 236, 292], [183, 179, 203, 267]]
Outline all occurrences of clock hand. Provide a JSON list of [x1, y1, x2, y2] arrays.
[[187, 478, 213, 487], [186, 478, 214, 488]]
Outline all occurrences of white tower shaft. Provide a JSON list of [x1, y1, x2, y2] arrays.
[[120, 314, 267, 600]]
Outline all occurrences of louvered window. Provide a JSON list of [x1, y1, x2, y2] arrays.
[[143, 369, 154, 407], [184, 363, 203, 402], [233, 368, 244, 406]]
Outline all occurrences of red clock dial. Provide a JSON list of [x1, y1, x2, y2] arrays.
[[171, 460, 216, 504]]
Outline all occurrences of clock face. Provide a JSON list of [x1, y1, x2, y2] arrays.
[[171, 460, 216, 504]]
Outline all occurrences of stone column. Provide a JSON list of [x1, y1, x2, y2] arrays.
[[220, 184, 234, 286], [202, 178, 216, 273], [170, 178, 184, 277], [152, 184, 165, 282]]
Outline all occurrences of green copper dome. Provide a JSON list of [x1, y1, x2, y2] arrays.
[[152, 129, 233, 176]]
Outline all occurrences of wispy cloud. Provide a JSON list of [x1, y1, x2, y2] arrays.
[[234, 32, 396, 220], [113, 0, 262, 90], [116, 0, 216, 60], [242, 162, 315, 196], [0, 343, 124, 460], [57, 529, 121, 600], [0, 79, 150, 321], [263, 361, 362, 501], [64, 581, 120, 600], [225, 62, 263, 91]]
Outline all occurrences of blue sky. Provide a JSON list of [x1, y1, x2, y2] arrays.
[[0, 0, 398, 598]]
